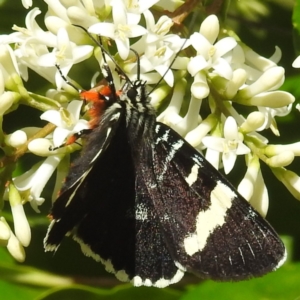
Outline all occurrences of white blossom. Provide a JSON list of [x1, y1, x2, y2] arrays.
[[13, 156, 64, 212], [40, 100, 88, 148], [38, 28, 93, 89], [187, 14, 237, 97], [88, 0, 147, 59], [202, 117, 250, 174]]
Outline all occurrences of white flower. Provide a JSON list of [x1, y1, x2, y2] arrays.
[[13, 155, 64, 212], [7, 8, 58, 82], [88, 0, 147, 59], [37, 28, 93, 90], [187, 15, 237, 99], [8, 183, 31, 247], [40, 100, 88, 147], [28, 100, 88, 159], [188, 15, 237, 79], [125, 11, 188, 86], [202, 117, 250, 174], [124, 0, 160, 24]]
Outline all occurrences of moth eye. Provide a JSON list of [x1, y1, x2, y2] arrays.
[[127, 88, 138, 101]]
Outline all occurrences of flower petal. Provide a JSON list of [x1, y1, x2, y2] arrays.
[[214, 37, 237, 58], [187, 56, 208, 76], [40, 110, 64, 127], [88, 23, 116, 39], [115, 37, 130, 59], [202, 136, 225, 152], [224, 116, 238, 140], [67, 100, 83, 121], [222, 150, 237, 174]]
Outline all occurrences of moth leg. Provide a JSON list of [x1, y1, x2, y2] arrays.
[[49, 128, 93, 151]]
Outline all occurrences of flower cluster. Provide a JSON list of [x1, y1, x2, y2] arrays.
[[0, 0, 298, 260]]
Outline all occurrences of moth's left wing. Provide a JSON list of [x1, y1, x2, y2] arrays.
[[144, 122, 286, 281], [44, 104, 122, 251]]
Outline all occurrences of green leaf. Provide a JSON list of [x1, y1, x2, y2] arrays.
[[180, 263, 300, 300], [0, 280, 44, 300], [293, 0, 300, 53], [36, 284, 182, 300]]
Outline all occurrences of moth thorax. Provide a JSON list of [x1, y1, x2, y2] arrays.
[[125, 105, 156, 144]]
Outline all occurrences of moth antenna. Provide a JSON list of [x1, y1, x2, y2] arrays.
[[55, 64, 81, 92], [146, 39, 188, 97], [72, 24, 133, 85], [146, 12, 199, 97], [129, 48, 141, 81]]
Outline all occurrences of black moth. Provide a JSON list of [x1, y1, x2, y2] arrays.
[[44, 34, 286, 288]]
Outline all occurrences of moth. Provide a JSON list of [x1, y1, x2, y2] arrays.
[[44, 34, 286, 288]]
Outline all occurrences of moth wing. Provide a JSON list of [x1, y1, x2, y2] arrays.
[[44, 105, 122, 250], [45, 111, 182, 288], [144, 123, 286, 281]]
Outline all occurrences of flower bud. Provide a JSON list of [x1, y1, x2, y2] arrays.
[[7, 230, 26, 262], [28, 138, 57, 156], [266, 151, 294, 168], [154, 16, 173, 35], [243, 44, 277, 72], [45, 15, 68, 35], [191, 72, 209, 99], [0, 91, 21, 115], [236, 67, 285, 99], [199, 14, 219, 44], [150, 85, 171, 108], [240, 112, 265, 133], [224, 69, 247, 99], [265, 142, 300, 156], [235, 91, 294, 108], [5, 130, 27, 147], [272, 168, 300, 200], [185, 114, 218, 147], [8, 183, 31, 247], [67, 6, 100, 29], [0, 217, 11, 243]]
